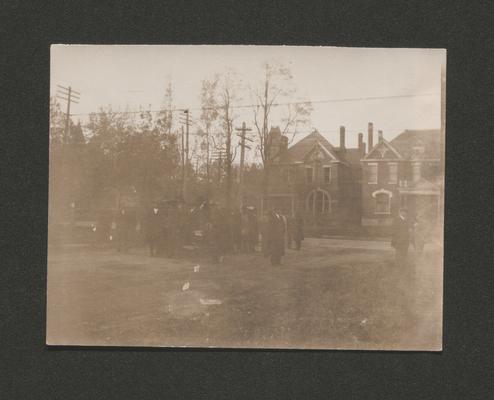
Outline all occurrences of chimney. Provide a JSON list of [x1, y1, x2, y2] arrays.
[[378, 130, 383, 143], [280, 135, 289, 153], [339, 125, 345, 150], [368, 122, 374, 151], [268, 126, 282, 161], [358, 132, 365, 153]]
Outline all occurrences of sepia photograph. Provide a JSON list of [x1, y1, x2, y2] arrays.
[[47, 45, 446, 350]]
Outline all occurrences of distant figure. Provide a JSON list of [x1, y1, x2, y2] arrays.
[[292, 211, 305, 251], [261, 212, 270, 257], [178, 205, 191, 246], [246, 209, 259, 253], [230, 210, 242, 253], [391, 209, 411, 264], [95, 210, 112, 245], [412, 213, 429, 254], [266, 210, 286, 266], [286, 215, 294, 249], [116, 207, 134, 252], [146, 207, 162, 257], [210, 208, 230, 263], [165, 208, 179, 257], [241, 211, 250, 253], [280, 212, 288, 250]]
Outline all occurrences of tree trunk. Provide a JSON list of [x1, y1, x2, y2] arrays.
[[262, 161, 271, 214], [206, 128, 210, 199], [225, 125, 232, 210]]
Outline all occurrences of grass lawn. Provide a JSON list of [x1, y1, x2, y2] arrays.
[[47, 238, 442, 350]]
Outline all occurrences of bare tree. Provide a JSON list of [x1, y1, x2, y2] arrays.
[[218, 71, 239, 210], [199, 76, 220, 195], [202, 70, 241, 209], [251, 61, 312, 211], [156, 81, 174, 136]]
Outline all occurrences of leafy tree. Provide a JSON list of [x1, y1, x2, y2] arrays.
[[49, 97, 65, 147], [85, 108, 181, 211]]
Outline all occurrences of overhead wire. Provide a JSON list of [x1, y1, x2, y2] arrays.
[[68, 92, 440, 117]]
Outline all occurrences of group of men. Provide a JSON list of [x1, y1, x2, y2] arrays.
[[135, 202, 306, 266], [203, 206, 259, 263], [143, 205, 191, 257], [204, 207, 305, 266], [109, 203, 426, 268]]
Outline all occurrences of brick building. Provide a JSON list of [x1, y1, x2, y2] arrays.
[[268, 124, 442, 236], [360, 127, 441, 232], [266, 126, 364, 234]]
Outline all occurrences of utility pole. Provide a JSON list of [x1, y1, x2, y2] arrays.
[[181, 125, 185, 200], [56, 85, 80, 145], [218, 150, 222, 186], [235, 122, 252, 210], [180, 109, 190, 203], [185, 110, 190, 169], [55, 85, 80, 224], [211, 148, 225, 197], [206, 132, 210, 196]]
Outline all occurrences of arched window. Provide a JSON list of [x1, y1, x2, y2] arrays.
[[306, 189, 331, 215], [372, 189, 392, 214]]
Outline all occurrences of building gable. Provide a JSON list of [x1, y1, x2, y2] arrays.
[[304, 141, 338, 163], [362, 140, 402, 161], [282, 130, 341, 163], [390, 129, 440, 160]]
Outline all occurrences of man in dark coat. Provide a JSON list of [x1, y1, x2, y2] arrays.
[[165, 208, 179, 257], [292, 211, 305, 251], [266, 210, 286, 265], [246, 209, 259, 253], [208, 207, 230, 263], [391, 209, 411, 265], [230, 210, 242, 253], [286, 215, 294, 249], [146, 207, 162, 257], [115, 208, 129, 252]]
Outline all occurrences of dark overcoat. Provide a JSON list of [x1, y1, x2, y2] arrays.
[[266, 213, 286, 257], [391, 216, 410, 250], [146, 211, 162, 242]]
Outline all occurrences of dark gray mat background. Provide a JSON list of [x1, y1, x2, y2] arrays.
[[1, 0, 493, 398]]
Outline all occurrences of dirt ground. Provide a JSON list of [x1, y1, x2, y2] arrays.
[[46, 238, 443, 350]]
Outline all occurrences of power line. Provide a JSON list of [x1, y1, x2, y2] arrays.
[[68, 92, 440, 117]]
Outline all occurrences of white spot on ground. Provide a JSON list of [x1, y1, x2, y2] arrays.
[[200, 298, 222, 305]]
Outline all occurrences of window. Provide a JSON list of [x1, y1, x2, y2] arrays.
[[368, 163, 378, 184], [388, 163, 398, 184], [375, 193, 391, 214], [412, 162, 421, 182], [400, 194, 407, 210], [284, 168, 292, 183], [305, 167, 314, 183], [323, 166, 331, 183], [306, 190, 331, 214]]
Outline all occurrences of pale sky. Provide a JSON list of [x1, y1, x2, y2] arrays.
[[51, 45, 445, 150]]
